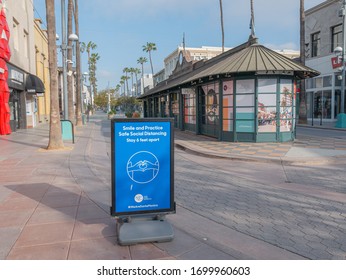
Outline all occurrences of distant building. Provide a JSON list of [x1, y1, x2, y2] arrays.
[[164, 46, 231, 80], [137, 73, 154, 96], [305, 0, 342, 122]]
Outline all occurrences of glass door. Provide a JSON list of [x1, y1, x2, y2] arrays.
[[200, 82, 219, 138]]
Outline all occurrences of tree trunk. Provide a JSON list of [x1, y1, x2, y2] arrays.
[[141, 64, 145, 92], [67, 0, 74, 123], [149, 51, 154, 76], [74, 0, 83, 126], [298, 0, 308, 124], [46, 0, 64, 150]]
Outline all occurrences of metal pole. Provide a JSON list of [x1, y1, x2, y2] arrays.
[[107, 81, 111, 113], [312, 92, 314, 126], [80, 75, 84, 114], [61, 0, 68, 120], [341, 0, 346, 114]]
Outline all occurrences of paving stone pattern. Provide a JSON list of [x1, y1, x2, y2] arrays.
[[175, 151, 346, 259]]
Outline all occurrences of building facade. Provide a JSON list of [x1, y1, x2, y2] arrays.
[[34, 18, 50, 125], [305, 0, 343, 123], [6, 0, 45, 131], [164, 46, 231, 80]]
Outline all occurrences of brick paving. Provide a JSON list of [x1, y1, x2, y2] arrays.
[[0, 112, 346, 260]]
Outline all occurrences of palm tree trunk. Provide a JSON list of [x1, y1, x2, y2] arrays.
[[46, 0, 64, 149], [67, 0, 74, 123], [74, 0, 82, 126], [298, 0, 308, 124], [134, 72, 138, 96], [149, 51, 154, 75], [131, 73, 134, 96], [141, 63, 145, 92]]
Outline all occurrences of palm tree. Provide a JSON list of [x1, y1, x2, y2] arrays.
[[129, 67, 136, 96], [133, 68, 141, 96], [115, 84, 121, 97], [90, 52, 100, 102], [137, 57, 147, 93], [123, 67, 130, 95], [120, 75, 129, 96], [142, 42, 157, 75], [219, 0, 224, 53], [119, 80, 125, 96], [81, 41, 97, 107], [299, 0, 307, 124], [46, 0, 64, 150], [67, 0, 74, 123]]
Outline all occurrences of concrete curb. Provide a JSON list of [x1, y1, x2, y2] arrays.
[[175, 142, 346, 166]]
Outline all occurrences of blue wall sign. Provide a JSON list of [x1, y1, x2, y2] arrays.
[[111, 118, 175, 216]]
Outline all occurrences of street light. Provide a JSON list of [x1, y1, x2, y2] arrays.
[[334, 46, 344, 110], [60, 0, 78, 120], [335, 0, 346, 128], [81, 72, 89, 115]]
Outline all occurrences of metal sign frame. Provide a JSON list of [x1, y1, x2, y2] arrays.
[[110, 118, 175, 217]]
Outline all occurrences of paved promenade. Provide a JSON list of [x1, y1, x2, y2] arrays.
[[0, 113, 345, 259]]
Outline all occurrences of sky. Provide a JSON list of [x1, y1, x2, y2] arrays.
[[33, 0, 327, 91]]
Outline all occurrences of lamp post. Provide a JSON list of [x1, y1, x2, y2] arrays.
[[81, 72, 88, 115], [335, 0, 346, 127], [60, 0, 78, 120]]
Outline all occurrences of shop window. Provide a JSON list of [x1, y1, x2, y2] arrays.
[[171, 93, 179, 115], [165, 95, 170, 117], [183, 88, 196, 124], [311, 91, 332, 119], [235, 79, 255, 133], [236, 107, 255, 132], [258, 93, 277, 133], [222, 81, 233, 131], [306, 78, 315, 89], [331, 24, 342, 53], [236, 79, 255, 93], [13, 18, 19, 51], [335, 74, 342, 87], [258, 79, 276, 93], [236, 94, 254, 107], [280, 79, 294, 132], [311, 32, 320, 57], [323, 90, 332, 119], [323, 76, 332, 87], [201, 82, 219, 125], [315, 77, 323, 88]]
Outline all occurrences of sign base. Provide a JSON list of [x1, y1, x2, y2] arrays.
[[116, 216, 174, 246]]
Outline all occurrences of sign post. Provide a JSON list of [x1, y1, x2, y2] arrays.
[[110, 118, 175, 245]]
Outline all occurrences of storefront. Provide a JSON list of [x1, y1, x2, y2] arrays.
[[25, 73, 45, 128], [305, 74, 343, 124], [7, 64, 26, 131], [139, 39, 319, 142], [7, 64, 45, 131]]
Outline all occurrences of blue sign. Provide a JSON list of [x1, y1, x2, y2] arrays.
[[111, 118, 175, 216]]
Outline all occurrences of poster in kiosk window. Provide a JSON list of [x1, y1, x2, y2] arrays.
[[111, 118, 175, 217]]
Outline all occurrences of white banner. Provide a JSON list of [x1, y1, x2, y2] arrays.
[[1, 260, 345, 280]]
